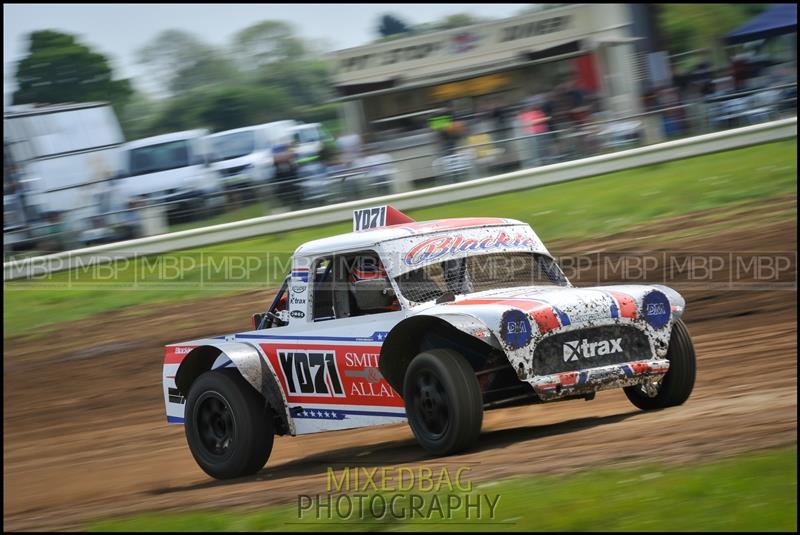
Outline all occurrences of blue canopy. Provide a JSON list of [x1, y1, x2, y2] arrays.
[[725, 4, 797, 45]]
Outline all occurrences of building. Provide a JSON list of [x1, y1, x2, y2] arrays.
[[331, 4, 648, 141]]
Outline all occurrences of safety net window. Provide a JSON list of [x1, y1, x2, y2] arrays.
[[395, 252, 568, 305]]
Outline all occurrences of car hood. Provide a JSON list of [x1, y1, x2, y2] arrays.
[[411, 283, 684, 354]]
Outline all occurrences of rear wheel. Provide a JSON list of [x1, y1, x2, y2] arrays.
[[185, 369, 274, 479], [625, 319, 696, 410], [403, 348, 483, 455]]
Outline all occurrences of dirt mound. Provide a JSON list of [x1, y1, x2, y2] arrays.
[[3, 199, 797, 530]]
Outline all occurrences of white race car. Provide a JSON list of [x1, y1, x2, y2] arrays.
[[163, 205, 696, 479]]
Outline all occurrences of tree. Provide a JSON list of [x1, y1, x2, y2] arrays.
[[199, 85, 294, 132], [658, 4, 769, 59], [117, 89, 162, 140], [126, 21, 339, 138], [232, 21, 305, 72], [432, 13, 488, 31], [138, 29, 241, 96], [13, 30, 132, 110], [144, 90, 206, 135], [374, 11, 492, 41], [257, 58, 332, 107], [378, 14, 411, 38], [233, 20, 332, 107]]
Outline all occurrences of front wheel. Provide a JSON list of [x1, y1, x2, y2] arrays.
[[403, 348, 483, 456], [624, 319, 696, 410], [185, 369, 274, 479]]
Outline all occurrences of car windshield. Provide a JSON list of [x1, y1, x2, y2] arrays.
[[395, 252, 568, 305], [293, 128, 320, 144], [210, 131, 256, 162], [128, 140, 191, 176]]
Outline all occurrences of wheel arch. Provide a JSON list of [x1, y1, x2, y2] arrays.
[[174, 341, 294, 436], [379, 314, 502, 394]]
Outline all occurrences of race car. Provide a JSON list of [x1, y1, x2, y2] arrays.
[[163, 205, 696, 479]]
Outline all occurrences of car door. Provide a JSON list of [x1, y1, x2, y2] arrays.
[[243, 252, 408, 434]]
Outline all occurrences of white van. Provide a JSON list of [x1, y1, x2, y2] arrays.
[[206, 120, 298, 195], [114, 129, 224, 224]]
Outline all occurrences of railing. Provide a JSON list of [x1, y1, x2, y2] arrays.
[[4, 116, 796, 281]]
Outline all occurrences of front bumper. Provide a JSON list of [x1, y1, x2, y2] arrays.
[[529, 358, 670, 401]]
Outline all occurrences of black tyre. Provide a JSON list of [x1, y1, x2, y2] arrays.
[[403, 348, 483, 455], [624, 319, 696, 410], [185, 368, 274, 479]]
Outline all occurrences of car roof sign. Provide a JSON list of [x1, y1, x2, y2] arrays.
[[353, 204, 415, 232]]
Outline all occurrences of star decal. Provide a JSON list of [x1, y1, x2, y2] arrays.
[[293, 408, 346, 420]]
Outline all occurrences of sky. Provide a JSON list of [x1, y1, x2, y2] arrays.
[[3, 3, 529, 103]]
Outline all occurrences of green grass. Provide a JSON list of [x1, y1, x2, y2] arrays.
[[3, 139, 796, 339], [87, 446, 798, 532], [168, 203, 268, 233]]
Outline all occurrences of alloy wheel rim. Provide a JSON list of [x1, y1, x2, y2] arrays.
[[412, 369, 450, 439], [196, 393, 235, 456]]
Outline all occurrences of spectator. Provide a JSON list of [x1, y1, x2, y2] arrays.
[[429, 103, 459, 155], [693, 50, 717, 97], [566, 80, 592, 126], [515, 96, 550, 168], [487, 100, 512, 137], [641, 83, 660, 112], [541, 91, 558, 133], [355, 145, 395, 198], [336, 131, 363, 168], [730, 54, 751, 91], [446, 117, 468, 152], [550, 81, 575, 131], [272, 142, 300, 211], [659, 86, 686, 138], [461, 120, 502, 178]]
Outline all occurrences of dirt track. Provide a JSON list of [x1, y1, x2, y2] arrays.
[[3, 197, 797, 530]]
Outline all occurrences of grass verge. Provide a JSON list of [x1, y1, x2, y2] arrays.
[[87, 445, 798, 532], [4, 139, 796, 338]]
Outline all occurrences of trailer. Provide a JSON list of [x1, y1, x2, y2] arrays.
[[3, 102, 125, 254]]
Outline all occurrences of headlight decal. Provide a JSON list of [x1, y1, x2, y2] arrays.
[[642, 290, 671, 329]]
